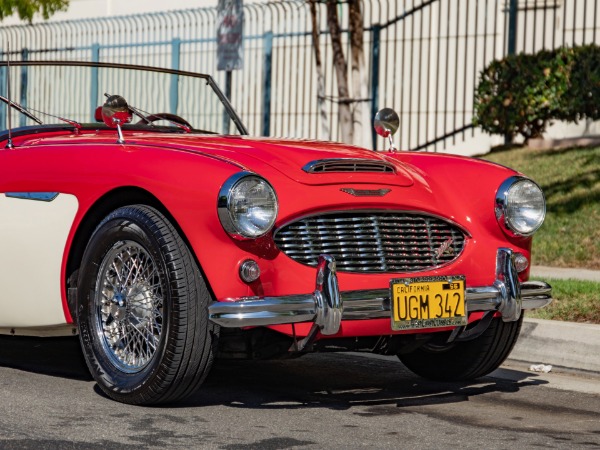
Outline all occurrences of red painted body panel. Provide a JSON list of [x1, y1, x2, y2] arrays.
[[1, 129, 531, 338]]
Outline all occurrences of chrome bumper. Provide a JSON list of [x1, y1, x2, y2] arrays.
[[208, 248, 552, 336]]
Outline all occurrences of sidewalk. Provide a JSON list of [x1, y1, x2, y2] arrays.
[[510, 318, 600, 375], [510, 265, 600, 376], [531, 265, 600, 282]]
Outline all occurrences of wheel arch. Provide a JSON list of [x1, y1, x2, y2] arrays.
[[65, 186, 212, 322]]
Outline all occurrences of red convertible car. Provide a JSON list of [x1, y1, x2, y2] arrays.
[[0, 61, 551, 405]]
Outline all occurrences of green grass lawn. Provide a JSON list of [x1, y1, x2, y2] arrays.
[[527, 277, 600, 323], [482, 145, 600, 269], [481, 145, 600, 324]]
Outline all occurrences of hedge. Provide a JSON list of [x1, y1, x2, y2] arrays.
[[473, 45, 600, 143], [557, 45, 600, 123]]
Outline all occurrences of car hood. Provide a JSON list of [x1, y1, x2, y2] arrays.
[[27, 132, 415, 186], [131, 134, 415, 187]]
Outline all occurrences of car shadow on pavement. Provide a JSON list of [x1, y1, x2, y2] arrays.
[[0, 335, 91, 381], [177, 353, 548, 411], [0, 336, 548, 409]]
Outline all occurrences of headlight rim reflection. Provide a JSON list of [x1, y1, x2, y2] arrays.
[[495, 175, 546, 237], [217, 171, 279, 239]]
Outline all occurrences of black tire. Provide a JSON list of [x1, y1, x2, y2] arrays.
[[398, 316, 523, 381], [76, 205, 218, 405]]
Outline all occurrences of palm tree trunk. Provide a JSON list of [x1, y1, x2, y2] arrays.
[[309, 0, 331, 140], [349, 0, 370, 148], [326, 0, 353, 144]]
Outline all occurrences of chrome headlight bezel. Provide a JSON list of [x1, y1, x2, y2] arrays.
[[495, 176, 546, 237], [217, 172, 279, 239]]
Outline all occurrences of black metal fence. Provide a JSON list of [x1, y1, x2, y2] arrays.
[[1, 0, 599, 152]]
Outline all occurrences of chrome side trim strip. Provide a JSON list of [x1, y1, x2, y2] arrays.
[[0, 324, 77, 337], [5, 192, 59, 202], [208, 250, 553, 329]]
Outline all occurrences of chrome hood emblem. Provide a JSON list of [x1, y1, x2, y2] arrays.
[[340, 188, 391, 197], [435, 237, 455, 259]]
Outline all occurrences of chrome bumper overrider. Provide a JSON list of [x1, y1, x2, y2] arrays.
[[208, 248, 552, 336]]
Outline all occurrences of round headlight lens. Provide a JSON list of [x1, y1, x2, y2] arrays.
[[496, 177, 546, 236], [218, 173, 278, 238]]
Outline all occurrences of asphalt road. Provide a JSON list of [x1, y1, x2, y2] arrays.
[[0, 335, 599, 449]]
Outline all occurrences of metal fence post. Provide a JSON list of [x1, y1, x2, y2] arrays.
[[370, 24, 381, 150], [170, 38, 181, 114], [90, 44, 100, 121], [505, 0, 518, 145], [19, 48, 29, 127], [261, 31, 273, 137], [507, 0, 518, 56], [0, 48, 5, 130]]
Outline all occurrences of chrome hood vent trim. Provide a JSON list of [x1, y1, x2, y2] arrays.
[[303, 159, 395, 174]]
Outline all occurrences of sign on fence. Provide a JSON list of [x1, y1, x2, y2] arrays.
[[217, 0, 244, 71]]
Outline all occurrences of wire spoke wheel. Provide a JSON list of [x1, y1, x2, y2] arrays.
[[77, 205, 217, 405], [96, 241, 164, 373]]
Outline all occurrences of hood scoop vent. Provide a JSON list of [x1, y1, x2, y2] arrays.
[[302, 158, 395, 174]]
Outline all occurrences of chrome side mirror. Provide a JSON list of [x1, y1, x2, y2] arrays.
[[374, 108, 399, 152], [102, 94, 132, 144]]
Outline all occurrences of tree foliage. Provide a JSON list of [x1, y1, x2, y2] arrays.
[[474, 45, 600, 143], [556, 45, 600, 123], [474, 48, 572, 143], [0, 0, 68, 23]]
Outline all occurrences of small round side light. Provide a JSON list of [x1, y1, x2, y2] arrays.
[[239, 260, 261, 283], [514, 253, 529, 273]]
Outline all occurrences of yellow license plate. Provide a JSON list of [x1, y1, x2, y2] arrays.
[[390, 275, 467, 330]]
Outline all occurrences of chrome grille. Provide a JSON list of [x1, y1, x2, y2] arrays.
[[274, 212, 466, 273], [303, 159, 395, 173]]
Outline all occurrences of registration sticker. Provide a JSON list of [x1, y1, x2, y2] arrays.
[[390, 275, 467, 330]]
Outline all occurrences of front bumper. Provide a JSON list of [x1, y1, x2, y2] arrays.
[[208, 248, 552, 335]]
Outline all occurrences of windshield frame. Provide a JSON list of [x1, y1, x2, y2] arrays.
[[0, 60, 249, 136]]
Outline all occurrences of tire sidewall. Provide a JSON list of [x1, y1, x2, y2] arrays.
[[77, 209, 172, 397], [398, 316, 523, 381]]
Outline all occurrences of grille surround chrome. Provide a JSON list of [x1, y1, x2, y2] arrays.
[[273, 211, 467, 273], [302, 159, 395, 174]]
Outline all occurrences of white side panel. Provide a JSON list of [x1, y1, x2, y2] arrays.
[[0, 194, 78, 327]]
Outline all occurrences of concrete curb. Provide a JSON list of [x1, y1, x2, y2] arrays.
[[522, 267, 599, 375], [531, 265, 600, 282], [510, 318, 600, 375]]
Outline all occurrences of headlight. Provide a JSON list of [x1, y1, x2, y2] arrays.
[[218, 172, 278, 239], [495, 176, 546, 236]]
